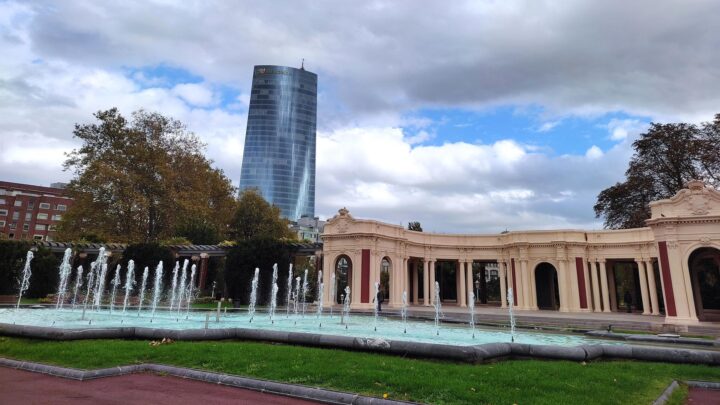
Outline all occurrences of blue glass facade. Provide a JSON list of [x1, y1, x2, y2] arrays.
[[239, 65, 317, 220]]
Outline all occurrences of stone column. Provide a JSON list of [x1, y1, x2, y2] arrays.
[[458, 260, 467, 307], [520, 260, 530, 309], [499, 261, 508, 308], [599, 260, 611, 313], [466, 260, 473, 304], [636, 259, 651, 315], [645, 259, 660, 315], [429, 260, 436, 304], [423, 260, 430, 306], [412, 261, 419, 304], [590, 261, 602, 312], [558, 259, 570, 312]]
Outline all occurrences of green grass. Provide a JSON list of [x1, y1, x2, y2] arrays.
[[190, 301, 233, 309], [613, 328, 716, 340], [665, 383, 688, 405], [0, 337, 718, 405]]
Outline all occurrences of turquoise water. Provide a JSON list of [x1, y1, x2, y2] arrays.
[[0, 307, 616, 347]]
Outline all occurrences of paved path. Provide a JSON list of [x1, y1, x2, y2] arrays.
[[0, 367, 320, 405], [686, 386, 720, 404]]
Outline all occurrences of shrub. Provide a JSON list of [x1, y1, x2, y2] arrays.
[[224, 239, 293, 305], [120, 243, 175, 288], [0, 241, 60, 298]]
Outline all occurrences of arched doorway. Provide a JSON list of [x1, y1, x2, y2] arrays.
[[689, 247, 720, 322], [535, 263, 560, 310], [334, 255, 352, 304], [380, 257, 391, 301]]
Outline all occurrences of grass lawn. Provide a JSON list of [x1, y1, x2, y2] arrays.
[[0, 337, 718, 404]]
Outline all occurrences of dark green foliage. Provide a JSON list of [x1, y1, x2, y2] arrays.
[[407, 221, 423, 232], [174, 218, 221, 245], [0, 241, 33, 295], [231, 189, 295, 241], [0, 241, 59, 298], [121, 243, 175, 286], [595, 114, 720, 229], [224, 239, 292, 305]]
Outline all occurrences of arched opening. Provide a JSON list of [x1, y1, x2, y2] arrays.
[[380, 257, 391, 301], [535, 263, 560, 310], [334, 255, 352, 304], [689, 247, 720, 322]]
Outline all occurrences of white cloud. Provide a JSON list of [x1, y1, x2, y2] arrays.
[[585, 145, 603, 159], [172, 83, 215, 107], [538, 121, 560, 132], [607, 119, 650, 141]]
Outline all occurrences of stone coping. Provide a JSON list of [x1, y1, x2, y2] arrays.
[[1, 322, 719, 365], [586, 330, 720, 348], [0, 358, 411, 405]]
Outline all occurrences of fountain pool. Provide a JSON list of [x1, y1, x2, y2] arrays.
[[0, 307, 615, 348]]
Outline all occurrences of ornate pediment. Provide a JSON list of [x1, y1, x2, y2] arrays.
[[325, 207, 355, 234], [649, 180, 720, 220]]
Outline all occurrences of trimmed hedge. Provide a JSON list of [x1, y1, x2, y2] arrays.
[[224, 239, 293, 305], [0, 241, 60, 298]]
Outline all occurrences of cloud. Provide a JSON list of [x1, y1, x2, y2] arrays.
[[607, 118, 650, 141], [538, 121, 560, 132], [172, 83, 216, 107]]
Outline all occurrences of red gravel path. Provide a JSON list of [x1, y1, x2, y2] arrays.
[[0, 367, 320, 405], [686, 386, 720, 404]]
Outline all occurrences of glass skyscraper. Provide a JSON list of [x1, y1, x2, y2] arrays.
[[239, 65, 317, 221]]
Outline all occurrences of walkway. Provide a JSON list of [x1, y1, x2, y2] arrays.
[[0, 367, 320, 405]]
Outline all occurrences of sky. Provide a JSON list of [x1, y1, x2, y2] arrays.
[[1, 0, 719, 233]]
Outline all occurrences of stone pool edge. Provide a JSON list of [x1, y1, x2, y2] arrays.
[[0, 323, 718, 365]]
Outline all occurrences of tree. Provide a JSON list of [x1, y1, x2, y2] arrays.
[[231, 189, 295, 241], [594, 115, 720, 229], [59, 108, 237, 243], [408, 221, 423, 232]]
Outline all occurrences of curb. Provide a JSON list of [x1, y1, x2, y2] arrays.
[[652, 380, 679, 405], [0, 358, 414, 405], [1, 322, 719, 365]]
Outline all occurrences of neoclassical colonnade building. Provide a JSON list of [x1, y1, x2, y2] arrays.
[[320, 181, 720, 325]]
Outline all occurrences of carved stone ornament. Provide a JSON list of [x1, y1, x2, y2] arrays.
[[686, 194, 710, 216], [336, 218, 349, 233], [667, 241, 679, 250], [700, 237, 712, 246]]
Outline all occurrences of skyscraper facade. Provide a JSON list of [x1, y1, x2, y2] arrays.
[[239, 65, 317, 221]]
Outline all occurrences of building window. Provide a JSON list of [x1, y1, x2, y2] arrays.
[[56, 204, 67, 211], [48, 225, 56, 231], [28, 201, 34, 209], [23, 224, 29, 231], [9, 222, 16, 230], [33, 235, 43, 241], [37, 213, 48, 220], [0, 209, 7, 216], [0, 198, 5, 205], [25, 213, 31, 221], [14, 200, 22, 207], [35, 224, 46, 231], [39, 202, 51, 210], [8, 233, 14, 239], [45, 235, 54, 242], [52, 214, 62, 221], [12, 212, 19, 220], [0, 220, 5, 227]]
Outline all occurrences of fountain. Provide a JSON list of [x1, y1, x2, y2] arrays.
[[150, 262, 164, 320], [176, 259, 189, 315], [122, 260, 135, 314], [71, 265, 84, 309], [15, 251, 34, 310], [373, 281, 380, 331], [342, 286, 351, 328], [329, 273, 336, 318], [316, 270, 324, 324], [433, 281, 442, 335], [93, 248, 108, 311], [137, 266, 149, 315], [248, 268, 259, 322], [401, 290, 408, 333], [55, 248, 73, 309], [293, 276, 301, 317], [507, 287, 516, 342], [81, 263, 96, 320], [185, 264, 197, 316], [268, 264, 278, 323], [169, 261, 179, 310], [468, 290, 476, 339], [286, 264, 293, 317], [109, 265, 121, 314], [301, 269, 309, 318]]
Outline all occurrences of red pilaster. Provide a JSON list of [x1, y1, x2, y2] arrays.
[[361, 249, 370, 303], [658, 241, 677, 317], [575, 257, 588, 309]]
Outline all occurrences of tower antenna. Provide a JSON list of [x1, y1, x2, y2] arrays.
[[301, 58, 305, 70]]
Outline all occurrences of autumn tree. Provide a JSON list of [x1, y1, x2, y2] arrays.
[[594, 114, 720, 229], [59, 108, 237, 243], [230, 189, 295, 241]]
